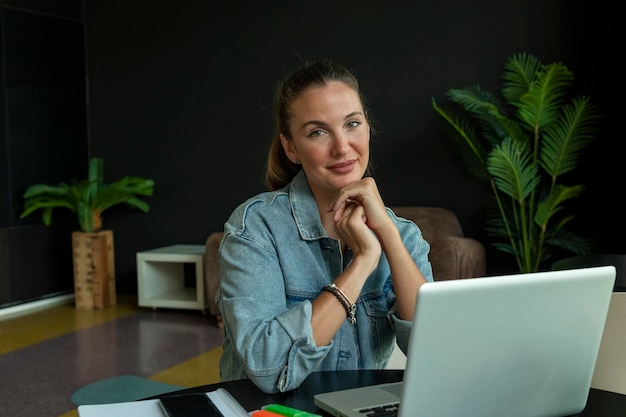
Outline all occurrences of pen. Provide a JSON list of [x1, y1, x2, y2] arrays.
[[262, 403, 322, 417]]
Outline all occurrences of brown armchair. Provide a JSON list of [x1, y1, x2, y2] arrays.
[[204, 206, 486, 324], [390, 206, 485, 281]]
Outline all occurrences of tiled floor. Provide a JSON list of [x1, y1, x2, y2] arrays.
[[0, 295, 224, 417]]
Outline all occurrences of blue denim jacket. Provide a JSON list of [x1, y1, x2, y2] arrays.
[[217, 171, 433, 393]]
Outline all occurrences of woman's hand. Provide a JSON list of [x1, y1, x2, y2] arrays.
[[334, 203, 382, 262], [329, 177, 393, 234], [330, 177, 427, 321]]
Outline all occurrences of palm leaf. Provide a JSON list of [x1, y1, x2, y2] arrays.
[[445, 86, 509, 145], [93, 186, 153, 212], [87, 157, 104, 201], [77, 202, 93, 232], [545, 229, 594, 256], [19, 183, 77, 220], [432, 98, 490, 180], [487, 137, 539, 201], [540, 96, 599, 177], [534, 184, 584, 227], [492, 241, 516, 255], [517, 62, 573, 129], [502, 52, 541, 104]]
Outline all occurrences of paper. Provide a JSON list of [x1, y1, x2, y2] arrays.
[[77, 399, 165, 417], [207, 388, 250, 417]]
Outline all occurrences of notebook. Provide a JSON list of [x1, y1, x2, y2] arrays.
[[77, 388, 248, 417], [314, 266, 616, 417]]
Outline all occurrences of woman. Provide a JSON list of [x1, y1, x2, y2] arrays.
[[217, 61, 433, 394]]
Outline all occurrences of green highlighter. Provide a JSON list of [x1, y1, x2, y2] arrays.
[[262, 403, 322, 417]]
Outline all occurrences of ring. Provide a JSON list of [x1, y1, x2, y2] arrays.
[[345, 210, 352, 215]]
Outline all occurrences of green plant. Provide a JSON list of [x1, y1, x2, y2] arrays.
[[432, 52, 599, 273], [19, 157, 155, 233]]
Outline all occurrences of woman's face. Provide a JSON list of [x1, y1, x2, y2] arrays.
[[280, 81, 370, 200]]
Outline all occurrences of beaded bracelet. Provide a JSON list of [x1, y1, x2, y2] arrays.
[[322, 283, 357, 324]]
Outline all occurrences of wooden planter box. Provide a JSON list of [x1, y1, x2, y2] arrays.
[[71, 230, 116, 309]]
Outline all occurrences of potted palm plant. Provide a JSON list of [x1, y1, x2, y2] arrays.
[[19, 157, 155, 309], [432, 52, 599, 273]]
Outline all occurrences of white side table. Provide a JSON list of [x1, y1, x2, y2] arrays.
[[137, 244, 206, 312]]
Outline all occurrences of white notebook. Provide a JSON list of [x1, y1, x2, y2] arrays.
[[314, 266, 616, 417], [77, 399, 163, 417], [78, 388, 248, 417]]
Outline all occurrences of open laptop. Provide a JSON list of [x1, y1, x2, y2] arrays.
[[314, 266, 616, 417]]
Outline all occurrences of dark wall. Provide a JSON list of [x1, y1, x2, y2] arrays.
[[1, 0, 621, 306], [85, 0, 621, 295], [0, 1, 87, 306]]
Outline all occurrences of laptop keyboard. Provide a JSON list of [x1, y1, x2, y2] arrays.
[[357, 402, 400, 416]]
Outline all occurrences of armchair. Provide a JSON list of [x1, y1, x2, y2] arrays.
[[390, 206, 485, 280]]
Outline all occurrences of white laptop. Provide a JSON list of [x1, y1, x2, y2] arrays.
[[314, 266, 616, 417]]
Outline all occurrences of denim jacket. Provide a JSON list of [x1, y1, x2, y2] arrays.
[[216, 171, 433, 393]]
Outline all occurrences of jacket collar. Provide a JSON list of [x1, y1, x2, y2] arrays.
[[288, 170, 329, 240]]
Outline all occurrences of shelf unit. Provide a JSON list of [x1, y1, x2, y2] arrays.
[[137, 244, 206, 312]]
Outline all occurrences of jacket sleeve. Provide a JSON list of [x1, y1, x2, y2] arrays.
[[217, 229, 331, 393]]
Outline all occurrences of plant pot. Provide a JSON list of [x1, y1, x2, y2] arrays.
[[71, 230, 116, 309]]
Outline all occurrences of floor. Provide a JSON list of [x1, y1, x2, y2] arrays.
[[0, 295, 224, 417]]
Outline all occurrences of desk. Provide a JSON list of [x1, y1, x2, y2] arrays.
[[153, 370, 626, 416]]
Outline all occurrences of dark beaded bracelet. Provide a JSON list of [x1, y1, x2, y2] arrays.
[[322, 284, 357, 325]]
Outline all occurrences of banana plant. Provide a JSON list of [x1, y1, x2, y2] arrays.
[[432, 52, 599, 272], [20, 157, 154, 232]]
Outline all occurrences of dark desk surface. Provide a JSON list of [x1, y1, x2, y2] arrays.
[[154, 370, 626, 416]]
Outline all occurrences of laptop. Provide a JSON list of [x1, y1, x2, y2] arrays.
[[314, 266, 616, 417]]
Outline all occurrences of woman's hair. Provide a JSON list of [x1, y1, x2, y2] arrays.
[[264, 61, 372, 191]]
